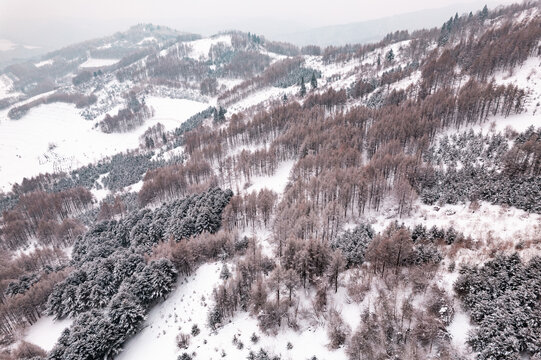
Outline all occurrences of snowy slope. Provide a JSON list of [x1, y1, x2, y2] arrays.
[[80, 58, 120, 68], [0, 74, 18, 99], [117, 262, 223, 360], [23, 317, 73, 352], [185, 35, 232, 60], [0, 98, 208, 192]]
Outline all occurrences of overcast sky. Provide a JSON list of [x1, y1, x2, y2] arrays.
[[0, 0, 519, 48]]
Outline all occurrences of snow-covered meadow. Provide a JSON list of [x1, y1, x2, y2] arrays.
[[79, 58, 120, 68], [0, 97, 209, 192]]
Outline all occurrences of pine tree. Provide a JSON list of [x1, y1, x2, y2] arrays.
[[108, 291, 145, 336], [480, 5, 489, 20], [218, 106, 226, 122], [386, 48, 395, 63], [300, 77, 307, 97], [310, 73, 318, 89], [219, 264, 231, 280], [332, 223, 374, 267]]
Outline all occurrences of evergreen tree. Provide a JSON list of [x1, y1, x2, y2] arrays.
[[108, 291, 145, 336], [310, 72, 318, 89], [299, 77, 307, 97], [332, 223, 374, 267], [480, 5, 489, 20], [218, 106, 226, 122], [219, 264, 231, 280], [386, 48, 395, 63]]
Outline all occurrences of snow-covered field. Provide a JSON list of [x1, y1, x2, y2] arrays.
[[35, 59, 54, 68], [0, 97, 208, 192], [0, 74, 17, 99], [370, 199, 541, 247], [117, 262, 223, 360], [23, 317, 73, 352], [245, 160, 295, 195], [227, 86, 295, 114], [79, 58, 120, 68], [118, 260, 351, 360], [185, 35, 232, 60]]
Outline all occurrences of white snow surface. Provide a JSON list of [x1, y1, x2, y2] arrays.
[[370, 199, 541, 246], [448, 312, 473, 354], [227, 86, 295, 114], [185, 35, 232, 60], [137, 36, 157, 45], [35, 59, 54, 67], [0, 74, 16, 99], [119, 261, 349, 360], [117, 262, 223, 360], [0, 97, 208, 192], [79, 58, 120, 68], [24, 316, 73, 351], [245, 160, 295, 195]]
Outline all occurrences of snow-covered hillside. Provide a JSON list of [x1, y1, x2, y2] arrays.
[[3, 3, 541, 360], [0, 98, 208, 192], [79, 58, 120, 68]]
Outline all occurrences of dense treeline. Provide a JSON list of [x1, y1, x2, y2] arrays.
[[1, 187, 91, 250], [179, 76, 527, 250], [417, 127, 541, 213], [454, 254, 541, 359], [218, 57, 318, 106], [43, 187, 231, 359], [8, 92, 97, 120], [221, 189, 278, 230], [0, 248, 70, 337], [98, 92, 154, 133], [0, 149, 170, 251], [138, 155, 216, 205], [116, 31, 273, 89], [458, 17, 541, 81], [208, 221, 460, 358]]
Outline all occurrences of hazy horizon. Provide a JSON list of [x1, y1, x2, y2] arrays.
[[0, 0, 519, 50]]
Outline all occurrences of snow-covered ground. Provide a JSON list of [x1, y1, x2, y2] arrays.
[[35, 59, 54, 68], [23, 316, 73, 352], [79, 58, 120, 68], [118, 260, 351, 360], [0, 97, 208, 192], [185, 35, 232, 60], [145, 96, 209, 130], [245, 160, 295, 195], [227, 86, 295, 114], [137, 36, 157, 45], [117, 262, 223, 360], [370, 199, 541, 247], [448, 311, 473, 354], [0, 74, 18, 99]]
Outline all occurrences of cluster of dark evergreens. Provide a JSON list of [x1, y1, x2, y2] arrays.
[[454, 254, 541, 359], [43, 187, 231, 359], [417, 127, 541, 213]]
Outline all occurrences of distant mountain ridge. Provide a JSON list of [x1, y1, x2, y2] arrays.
[[273, 0, 504, 46]]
